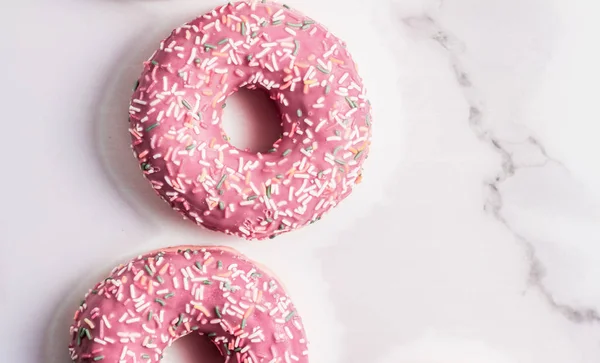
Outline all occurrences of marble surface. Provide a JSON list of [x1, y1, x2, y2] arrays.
[[1, 0, 599, 362]]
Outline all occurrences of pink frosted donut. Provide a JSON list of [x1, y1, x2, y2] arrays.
[[69, 246, 308, 362], [128, 1, 372, 239]]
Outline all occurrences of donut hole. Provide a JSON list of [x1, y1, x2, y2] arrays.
[[221, 87, 283, 153], [163, 332, 228, 363]]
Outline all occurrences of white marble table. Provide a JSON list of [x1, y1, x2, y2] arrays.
[[1, 0, 599, 362]]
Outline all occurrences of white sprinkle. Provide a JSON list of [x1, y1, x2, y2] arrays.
[[273, 8, 284, 17], [129, 285, 138, 299], [120, 346, 129, 360], [315, 119, 327, 132], [323, 44, 337, 58], [338, 72, 349, 84], [256, 47, 271, 59], [284, 326, 294, 339], [102, 315, 112, 329], [186, 47, 197, 65], [142, 324, 155, 334], [271, 53, 279, 71], [125, 317, 140, 324], [104, 337, 115, 344], [180, 268, 189, 279], [162, 76, 169, 92]]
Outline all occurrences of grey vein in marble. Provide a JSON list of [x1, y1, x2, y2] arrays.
[[402, 14, 600, 325]]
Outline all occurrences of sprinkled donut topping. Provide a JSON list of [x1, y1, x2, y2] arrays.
[[69, 246, 308, 362], [129, 0, 372, 239]]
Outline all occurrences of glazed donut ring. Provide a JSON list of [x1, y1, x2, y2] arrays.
[[128, 1, 372, 239], [69, 246, 308, 362]]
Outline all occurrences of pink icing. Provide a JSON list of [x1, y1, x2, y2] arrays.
[[69, 246, 308, 362], [128, 1, 372, 239]]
